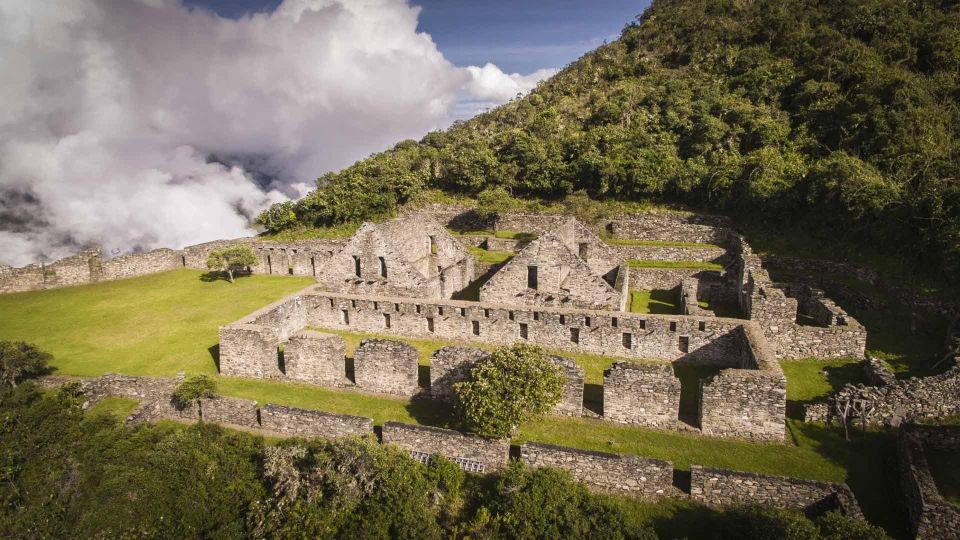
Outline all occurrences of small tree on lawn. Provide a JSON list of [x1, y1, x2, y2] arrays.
[[206, 245, 257, 283], [0, 340, 52, 388], [453, 343, 564, 437], [173, 374, 217, 421]]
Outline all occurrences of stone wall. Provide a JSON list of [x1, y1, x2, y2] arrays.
[[629, 267, 707, 291], [429, 346, 489, 401], [381, 421, 510, 473], [699, 324, 786, 442], [218, 324, 280, 379], [607, 212, 733, 245], [613, 244, 727, 263], [899, 425, 960, 540], [603, 362, 680, 429], [550, 356, 585, 417], [283, 330, 346, 386], [200, 396, 260, 427], [807, 360, 960, 427], [260, 403, 374, 439], [520, 442, 676, 499], [353, 339, 420, 396], [691, 465, 864, 519], [100, 249, 183, 280], [303, 289, 752, 364]]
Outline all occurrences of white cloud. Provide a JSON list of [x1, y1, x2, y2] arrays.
[[0, 0, 556, 266]]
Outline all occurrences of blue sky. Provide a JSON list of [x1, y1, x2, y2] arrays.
[[185, 0, 649, 73]]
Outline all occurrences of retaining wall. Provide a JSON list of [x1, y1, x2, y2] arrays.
[[520, 442, 675, 499], [381, 421, 510, 473], [260, 404, 374, 439]]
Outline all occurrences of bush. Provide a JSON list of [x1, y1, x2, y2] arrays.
[[718, 505, 819, 540], [816, 511, 890, 540], [453, 343, 565, 437], [0, 340, 52, 388]]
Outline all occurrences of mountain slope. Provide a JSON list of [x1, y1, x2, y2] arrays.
[[262, 0, 960, 277]]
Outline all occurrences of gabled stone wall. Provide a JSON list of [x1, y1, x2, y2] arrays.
[[218, 324, 280, 378], [691, 465, 863, 519], [603, 362, 680, 429], [381, 421, 510, 473], [353, 339, 419, 396], [520, 442, 676, 499], [549, 355, 585, 417]]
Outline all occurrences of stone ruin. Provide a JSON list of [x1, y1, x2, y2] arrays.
[[353, 339, 419, 396], [898, 424, 960, 539]]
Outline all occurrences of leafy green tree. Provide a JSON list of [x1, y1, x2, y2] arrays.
[[0, 341, 51, 388], [255, 201, 297, 233], [206, 245, 258, 283], [453, 343, 564, 437], [172, 374, 217, 420]]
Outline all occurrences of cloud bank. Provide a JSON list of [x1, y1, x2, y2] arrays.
[[0, 0, 553, 266]]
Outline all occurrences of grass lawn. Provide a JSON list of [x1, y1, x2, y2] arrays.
[[85, 397, 140, 419], [0, 269, 910, 534], [257, 223, 359, 241], [605, 239, 721, 249], [0, 269, 314, 377], [780, 358, 866, 420], [466, 246, 514, 265], [926, 448, 960, 506], [630, 289, 680, 314], [628, 259, 723, 270]]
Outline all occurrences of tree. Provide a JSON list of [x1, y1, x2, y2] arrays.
[[0, 341, 52, 388], [453, 343, 564, 437], [206, 245, 257, 283], [172, 375, 217, 420], [255, 201, 297, 233]]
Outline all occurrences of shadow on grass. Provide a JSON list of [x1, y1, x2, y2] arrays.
[[199, 271, 252, 283], [418, 365, 431, 390], [648, 289, 680, 314], [405, 397, 454, 428], [208, 344, 220, 372], [785, 362, 866, 421], [788, 421, 909, 538], [583, 383, 603, 416]]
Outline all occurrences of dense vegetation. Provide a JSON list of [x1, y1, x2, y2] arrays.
[[260, 0, 960, 280], [0, 383, 887, 538]]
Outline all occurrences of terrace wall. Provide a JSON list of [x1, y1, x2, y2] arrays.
[[260, 404, 374, 439], [381, 421, 510, 473], [899, 425, 960, 540], [520, 442, 676, 499], [690, 466, 864, 519]]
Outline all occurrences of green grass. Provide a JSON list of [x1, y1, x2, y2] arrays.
[[258, 223, 360, 241], [0, 269, 314, 377], [85, 397, 140, 419], [630, 289, 680, 314], [605, 239, 721, 248], [927, 448, 960, 506], [628, 259, 723, 270], [466, 246, 515, 265], [780, 358, 866, 420]]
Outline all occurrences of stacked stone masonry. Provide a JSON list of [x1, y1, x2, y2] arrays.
[[429, 346, 489, 401], [38, 375, 866, 518], [691, 465, 864, 519], [899, 425, 960, 540], [603, 362, 680, 429], [218, 287, 786, 441], [353, 339, 420, 396], [282, 330, 346, 386], [260, 404, 374, 439], [381, 421, 510, 473], [520, 442, 676, 499]]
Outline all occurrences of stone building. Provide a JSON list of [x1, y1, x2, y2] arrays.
[[479, 218, 628, 311], [315, 213, 474, 299]]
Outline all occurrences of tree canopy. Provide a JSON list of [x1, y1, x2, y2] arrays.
[[259, 0, 960, 280], [206, 245, 258, 283], [453, 343, 565, 437], [0, 341, 51, 388]]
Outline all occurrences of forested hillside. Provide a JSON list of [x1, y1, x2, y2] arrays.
[[260, 0, 960, 278]]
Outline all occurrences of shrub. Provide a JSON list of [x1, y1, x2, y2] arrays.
[[815, 511, 890, 540], [0, 341, 52, 388], [718, 505, 819, 540], [453, 343, 565, 437], [172, 374, 217, 419]]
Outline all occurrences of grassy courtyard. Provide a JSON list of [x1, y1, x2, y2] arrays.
[[0, 270, 909, 533], [0, 269, 314, 376], [629, 289, 680, 314]]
